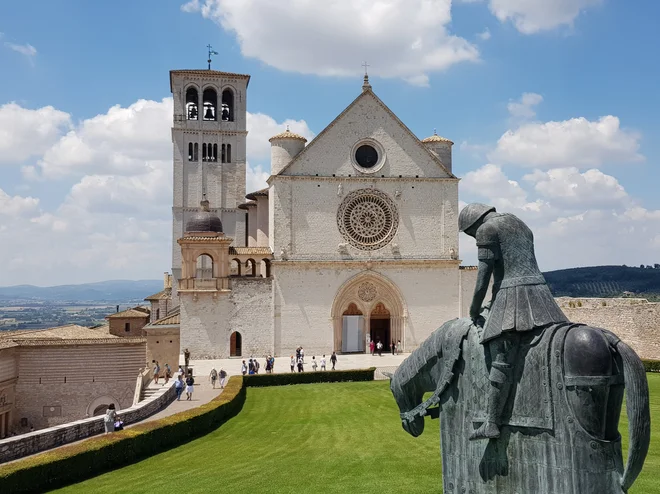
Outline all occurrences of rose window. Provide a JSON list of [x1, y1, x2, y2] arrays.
[[337, 189, 398, 250]]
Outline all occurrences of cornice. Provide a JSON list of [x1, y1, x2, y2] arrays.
[[173, 129, 248, 136], [271, 258, 462, 268], [268, 175, 459, 184]]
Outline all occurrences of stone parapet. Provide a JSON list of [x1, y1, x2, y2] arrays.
[[0, 382, 175, 464]]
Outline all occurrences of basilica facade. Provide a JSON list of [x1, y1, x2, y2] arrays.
[[143, 68, 479, 359]]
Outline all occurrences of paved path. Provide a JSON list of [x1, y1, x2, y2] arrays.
[[183, 352, 407, 378]]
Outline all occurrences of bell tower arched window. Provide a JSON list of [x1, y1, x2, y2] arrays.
[[221, 89, 234, 122], [227, 144, 232, 163], [188, 143, 193, 161], [203, 88, 217, 121], [186, 87, 199, 120], [221, 144, 226, 163]]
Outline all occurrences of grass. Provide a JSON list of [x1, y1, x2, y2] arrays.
[[55, 376, 660, 494]]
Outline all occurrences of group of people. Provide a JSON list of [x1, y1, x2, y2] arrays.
[[103, 404, 124, 434], [240, 357, 266, 375], [152, 360, 174, 384], [369, 339, 402, 356], [174, 365, 195, 401], [209, 367, 228, 388], [290, 351, 337, 372]]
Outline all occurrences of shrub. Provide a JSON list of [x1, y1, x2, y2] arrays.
[[0, 376, 246, 493], [602, 301, 607, 307], [577, 301, 583, 307], [244, 368, 376, 388], [643, 359, 660, 373]]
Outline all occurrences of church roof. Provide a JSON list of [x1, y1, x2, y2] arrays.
[[275, 84, 456, 179], [238, 201, 257, 210], [269, 129, 308, 143], [147, 307, 181, 327], [186, 198, 223, 233], [422, 131, 454, 145], [245, 188, 269, 200], [106, 308, 151, 319], [144, 288, 172, 301], [0, 324, 143, 344]]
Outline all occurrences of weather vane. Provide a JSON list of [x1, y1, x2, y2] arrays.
[[207, 44, 219, 70]]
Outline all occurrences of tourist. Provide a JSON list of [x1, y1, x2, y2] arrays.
[[175, 375, 184, 400], [164, 363, 172, 384], [113, 418, 124, 431], [241, 360, 247, 375], [210, 367, 218, 388], [369, 340, 375, 356], [312, 356, 318, 371], [104, 404, 117, 434], [320, 355, 327, 371], [219, 368, 227, 389], [391, 340, 396, 355], [185, 372, 195, 401], [296, 346, 301, 362], [330, 351, 337, 370], [376, 340, 383, 356], [184, 348, 191, 370], [397, 340, 402, 355], [153, 360, 160, 384], [269, 355, 275, 373], [248, 358, 255, 375], [254, 358, 260, 374], [290, 355, 295, 372], [300, 347, 305, 363], [297, 356, 304, 372], [178, 365, 184, 379], [265, 356, 272, 373]]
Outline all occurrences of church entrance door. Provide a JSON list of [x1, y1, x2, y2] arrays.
[[370, 303, 391, 353], [230, 331, 242, 357], [341, 303, 365, 353]]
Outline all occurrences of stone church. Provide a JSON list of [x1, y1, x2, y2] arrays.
[[143, 67, 479, 359]]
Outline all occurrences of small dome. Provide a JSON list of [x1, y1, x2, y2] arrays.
[[186, 198, 223, 233], [422, 130, 454, 145], [269, 127, 308, 143]]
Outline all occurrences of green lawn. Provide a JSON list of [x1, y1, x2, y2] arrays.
[[55, 376, 660, 494]]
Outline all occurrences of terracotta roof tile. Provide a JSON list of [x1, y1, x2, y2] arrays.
[[144, 288, 172, 301], [245, 188, 269, 200], [106, 308, 151, 319], [269, 129, 308, 143]]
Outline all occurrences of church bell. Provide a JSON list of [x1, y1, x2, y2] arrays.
[[204, 107, 215, 120]]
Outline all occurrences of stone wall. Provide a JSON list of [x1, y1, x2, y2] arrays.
[[0, 382, 175, 464], [109, 316, 149, 337], [557, 297, 660, 360], [145, 326, 180, 370], [13, 343, 146, 431], [229, 278, 273, 358]]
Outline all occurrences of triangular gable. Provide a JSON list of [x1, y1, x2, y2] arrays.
[[277, 89, 455, 179]]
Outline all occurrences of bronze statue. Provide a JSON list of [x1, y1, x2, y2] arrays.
[[389, 204, 650, 493]]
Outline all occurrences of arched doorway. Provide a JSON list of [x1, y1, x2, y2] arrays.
[[370, 303, 391, 353], [230, 331, 242, 357], [341, 303, 365, 353], [331, 272, 406, 354], [93, 404, 108, 416]]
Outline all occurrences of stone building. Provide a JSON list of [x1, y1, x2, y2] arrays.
[[0, 325, 146, 437], [105, 307, 150, 337], [155, 67, 480, 360]]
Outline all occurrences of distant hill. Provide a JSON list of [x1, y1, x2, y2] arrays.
[[543, 265, 660, 298], [0, 280, 163, 302]]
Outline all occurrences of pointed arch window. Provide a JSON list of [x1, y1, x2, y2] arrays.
[[227, 144, 232, 163], [221, 144, 226, 163], [212, 144, 218, 162], [193, 143, 199, 161], [202, 143, 208, 162], [203, 88, 218, 121], [221, 89, 234, 121], [188, 143, 193, 162], [186, 87, 199, 120]]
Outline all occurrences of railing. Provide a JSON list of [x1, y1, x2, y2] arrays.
[[178, 278, 230, 291], [133, 366, 152, 406]]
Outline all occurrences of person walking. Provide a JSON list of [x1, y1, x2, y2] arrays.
[[391, 340, 396, 355], [184, 348, 191, 370], [290, 355, 295, 373], [219, 368, 227, 389], [241, 360, 247, 376], [210, 367, 218, 389], [320, 355, 327, 371], [376, 341, 383, 356], [153, 360, 160, 384], [397, 340, 402, 355], [185, 373, 195, 401], [175, 375, 184, 400], [254, 358, 260, 374], [330, 352, 337, 370], [300, 347, 305, 363], [164, 363, 172, 384], [369, 340, 375, 356], [311, 356, 318, 371], [103, 404, 117, 434], [297, 356, 304, 372], [178, 365, 184, 379]]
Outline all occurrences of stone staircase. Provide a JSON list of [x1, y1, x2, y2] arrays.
[[140, 381, 170, 402]]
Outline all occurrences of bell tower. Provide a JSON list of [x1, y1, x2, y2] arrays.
[[169, 68, 250, 299]]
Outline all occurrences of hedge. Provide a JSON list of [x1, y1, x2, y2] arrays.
[[243, 368, 377, 387], [643, 359, 660, 372], [0, 376, 246, 494]]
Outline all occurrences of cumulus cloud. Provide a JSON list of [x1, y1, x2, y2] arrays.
[[488, 0, 603, 34], [0, 103, 71, 163], [489, 115, 643, 169], [181, 0, 480, 84], [477, 28, 492, 40], [0, 99, 313, 284], [507, 92, 543, 119]]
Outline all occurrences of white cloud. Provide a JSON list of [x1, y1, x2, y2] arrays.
[[461, 164, 544, 212], [5, 42, 37, 58], [0, 103, 71, 163], [181, 0, 480, 84], [490, 115, 643, 169], [477, 28, 492, 40], [488, 0, 603, 34], [507, 92, 543, 119], [0, 99, 314, 284]]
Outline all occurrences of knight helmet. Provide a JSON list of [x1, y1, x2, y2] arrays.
[[458, 203, 496, 232]]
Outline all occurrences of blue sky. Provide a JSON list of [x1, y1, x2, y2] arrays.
[[1, 0, 659, 285]]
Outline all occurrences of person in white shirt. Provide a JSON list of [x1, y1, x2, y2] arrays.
[[320, 355, 327, 371], [311, 356, 318, 371]]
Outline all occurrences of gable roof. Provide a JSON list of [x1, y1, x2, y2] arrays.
[[106, 308, 151, 319], [144, 288, 172, 301], [276, 88, 456, 178]]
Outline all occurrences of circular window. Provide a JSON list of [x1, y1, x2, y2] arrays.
[[355, 145, 379, 168], [337, 189, 399, 251]]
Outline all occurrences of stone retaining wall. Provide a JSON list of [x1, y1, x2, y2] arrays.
[[0, 382, 175, 464]]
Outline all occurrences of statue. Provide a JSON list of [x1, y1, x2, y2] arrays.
[[389, 204, 650, 493]]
